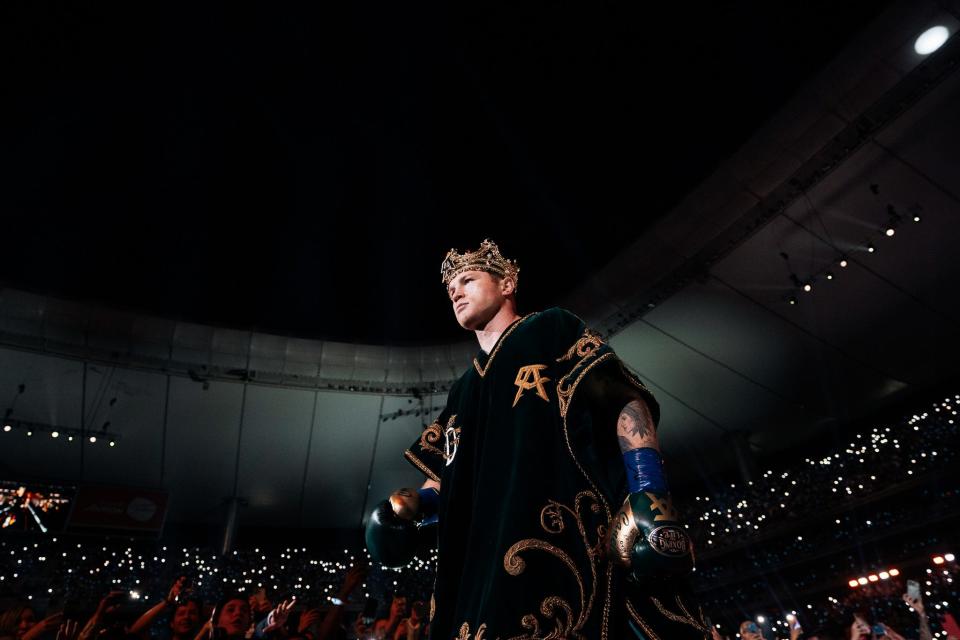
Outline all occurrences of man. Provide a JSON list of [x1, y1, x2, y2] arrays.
[[128, 577, 201, 640], [366, 240, 707, 639]]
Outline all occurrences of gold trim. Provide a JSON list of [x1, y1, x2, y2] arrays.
[[473, 314, 535, 378], [557, 351, 615, 418], [557, 329, 604, 363], [626, 600, 661, 640], [503, 539, 583, 640], [419, 420, 446, 458], [558, 354, 614, 639], [403, 449, 440, 483], [650, 597, 710, 633]]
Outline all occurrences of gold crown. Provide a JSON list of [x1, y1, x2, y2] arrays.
[[440, 238, 520, 287]]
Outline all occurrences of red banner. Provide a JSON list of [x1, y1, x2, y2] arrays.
[[68, 485, 168, 533]]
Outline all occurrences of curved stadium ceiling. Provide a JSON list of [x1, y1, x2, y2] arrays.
[[1, 0, 959, 530]]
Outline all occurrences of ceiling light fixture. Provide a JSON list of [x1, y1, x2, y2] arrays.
[[915, 26, 949, 55]]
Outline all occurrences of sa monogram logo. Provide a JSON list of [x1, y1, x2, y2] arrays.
[[513, 364, 551, 408], [443, 424, 461, 467]]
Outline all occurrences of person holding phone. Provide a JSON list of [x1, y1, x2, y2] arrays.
[[128, 577, 202, 640], [739, 620, 765, 640], [903, 581, 933, 640]]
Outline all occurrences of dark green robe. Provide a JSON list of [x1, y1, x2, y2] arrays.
[[405, 308, 709, 640]]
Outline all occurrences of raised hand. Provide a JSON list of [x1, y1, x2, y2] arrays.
[[263, 598, 296, 635], [23, 613, 64, 640], [297, 610, 322, 635], [340, 565, 367, 597], [56, 620, 80, 640]]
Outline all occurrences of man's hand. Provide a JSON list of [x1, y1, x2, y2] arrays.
[[339, 565, 367, 599], [167, 576, 189, 604], [263, 598, 296, 635], [903, 592, 924, 615], [297, 610, 321, 636], [23, 613, 64, 640], [56, 620, 79, 640], [876, 624, 906, 640]]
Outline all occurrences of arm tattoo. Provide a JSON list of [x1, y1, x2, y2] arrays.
[[617, 399, 658, 453]]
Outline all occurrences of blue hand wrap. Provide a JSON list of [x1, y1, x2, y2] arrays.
[[417, 487, 440, 518], [622, 447, 668, 494]]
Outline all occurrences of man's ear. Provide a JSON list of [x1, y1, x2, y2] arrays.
[[501, 276, 516, 296]]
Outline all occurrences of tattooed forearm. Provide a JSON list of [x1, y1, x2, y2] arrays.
[[617, 399, 658, 452]]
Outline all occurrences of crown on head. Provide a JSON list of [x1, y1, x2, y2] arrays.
[[440, 238, 520, 287]]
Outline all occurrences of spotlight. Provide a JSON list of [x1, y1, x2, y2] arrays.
[[858, 577, 869, 585], [2, 425, 10, 433], [915, 26, 949, 55], [825, 271, 834, 280], [89, 436, 97, 444], [934, 556, 945, 565], [109, 440, 116, 448], [849, 579, 860, 588], [67, 436, 74, 442], [803, 283, 812, 292], [885, 228, 895, 237], [756, 616, 766, 624], [913, 215, 921, 223], [946, 553, 955, 562], [889, 568, 900, 576], [26, 431, 32, 436], [879, 571, 890, 580], [51, 431, 59, 438], [868, 574, 879, 582], [839, 259, 848, 268], [867, 243, 876, 253]]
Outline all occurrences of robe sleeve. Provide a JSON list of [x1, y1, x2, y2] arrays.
[[404, 406, 452, 483], [548, 307, 660, 427]]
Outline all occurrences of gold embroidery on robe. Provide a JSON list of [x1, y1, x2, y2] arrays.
[[513, 365, 551, 407]]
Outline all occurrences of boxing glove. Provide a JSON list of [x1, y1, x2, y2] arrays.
[[365, 487, 439, 568]]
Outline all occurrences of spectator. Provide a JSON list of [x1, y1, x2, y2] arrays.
[[391, 601, 426, 640], [128, 577, 201, 640], [210, 595, 252, 640]]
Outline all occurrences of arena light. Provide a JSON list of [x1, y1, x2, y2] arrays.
[[858, 577, 869, 585], [756, 615, 766, 624], [946, 553, 955, 562], [934, 556, 945, 565], [849, 579, 860, 588], [2, 425, 10, 432], [868, 574, 879, 582], [914, 26, 949, 55], [879, 571, 890, 580], [889, 568, 900, 576]]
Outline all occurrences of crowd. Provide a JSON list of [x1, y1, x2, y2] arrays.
[[0, 392, 955, 640], [685, 394, 959, 552]]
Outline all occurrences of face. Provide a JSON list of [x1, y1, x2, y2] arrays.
[[249, 590, 272, 615], [217, 600, 251, 638], [17, 609, 36, 639], [447, 271, 514, 330], [389, 597, 407, 618], [171, 602, 200, 636], [852, 616, 870, 636]]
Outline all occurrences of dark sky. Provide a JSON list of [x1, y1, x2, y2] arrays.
[[0, 1, 892, 344]]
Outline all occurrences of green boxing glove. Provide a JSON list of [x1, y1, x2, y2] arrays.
[[608, 490, 694, 582]]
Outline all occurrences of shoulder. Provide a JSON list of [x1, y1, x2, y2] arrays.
[[525, 307, 587, 335]]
